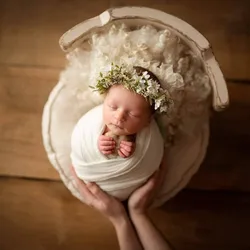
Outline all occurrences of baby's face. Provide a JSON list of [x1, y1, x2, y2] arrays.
[[103, 85, 152, 136]]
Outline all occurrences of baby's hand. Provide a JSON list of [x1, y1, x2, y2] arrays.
[[118, 141, 135, 158], [98, 135, 116, 155]]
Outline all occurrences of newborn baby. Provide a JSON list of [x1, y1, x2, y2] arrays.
[[71, 64, 171, 200], [98, 65, 170, 159], [99, 84, 151, 159]]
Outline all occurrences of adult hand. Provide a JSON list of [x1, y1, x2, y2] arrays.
[[128, 153, 167, 215], [127, 155, 174, 250], [71, 166, 143, 250], [70, 166, 126, 225]]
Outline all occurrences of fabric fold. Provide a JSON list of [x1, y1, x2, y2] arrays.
[[71, 105, 164, 200]]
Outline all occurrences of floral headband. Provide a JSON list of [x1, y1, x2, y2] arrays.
[[91, 63, 173, 114]]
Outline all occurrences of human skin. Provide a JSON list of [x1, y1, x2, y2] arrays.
[[128, 154, 174, 250], [99, 84, 152, 158], [71, 165, 143, 250], [70, 153, 173, 250]]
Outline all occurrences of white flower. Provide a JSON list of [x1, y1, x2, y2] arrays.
[[136, 85, 143, 94], [139, 78, 146, 89], [142, 71, 150, 79], [147, 80, 160, 96], [140, 79, 146, 84], [103, 64, 112, 72], [147, 85, 158, 96], [154, 98, 162, 110], [94, 63, 173, 114]]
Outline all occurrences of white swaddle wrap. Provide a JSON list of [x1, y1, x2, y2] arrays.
[[71, 105, 164, 200]]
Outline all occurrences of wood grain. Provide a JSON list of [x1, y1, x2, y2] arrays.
[[188, 82, 250, 191], [1, 2, 249, 249], [0, 0, 250, 80], [0, 178, 118, 250], [0, 178, 249, 250], [0, 66, 60, 180], [0, 0, 110, 69]]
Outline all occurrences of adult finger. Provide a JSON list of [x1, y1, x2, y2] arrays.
[[86, 182, 111, 204], [70, 166, 96, 203], [157, 156, 168, 186], [159, 152, 167, 171], [132, 171, 160, 207], [141, 171, 159, 194], [70, 165, 83, 185]]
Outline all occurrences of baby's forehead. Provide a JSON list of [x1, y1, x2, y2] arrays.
[[106, 85, 151, 110]]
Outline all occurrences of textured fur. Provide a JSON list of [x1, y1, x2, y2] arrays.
[[60, 24, 211, 144]]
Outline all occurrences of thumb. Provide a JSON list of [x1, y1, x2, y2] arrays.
[[138, 171, 159, 197], [87, 182, 110, 203]]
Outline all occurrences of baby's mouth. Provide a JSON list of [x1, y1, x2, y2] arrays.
[[111, 124, 123, 129]]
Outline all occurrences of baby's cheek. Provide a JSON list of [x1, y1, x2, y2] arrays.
[[103, 110, 111, 123], [128, 121, 143, 133]]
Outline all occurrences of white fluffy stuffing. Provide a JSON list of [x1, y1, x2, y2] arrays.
[[60, 24, 211, 144]]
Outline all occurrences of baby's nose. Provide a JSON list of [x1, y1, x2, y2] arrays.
[[115, 109, 126, 121]]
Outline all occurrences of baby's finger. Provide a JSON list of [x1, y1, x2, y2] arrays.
[[120, 141, 133, 147], [119, 147, 130, 157], [100, 135, 114, 141], [120, 144, 132, 153], [100, 145, 115, 151], [102, 150, 114, 155], [100, 140, 116, 146], [118, 149, 127, 158]]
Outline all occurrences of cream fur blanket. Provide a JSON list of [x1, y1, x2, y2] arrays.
[[71, 104, 164, 200]]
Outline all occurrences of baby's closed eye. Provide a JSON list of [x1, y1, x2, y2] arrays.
[[109, 105, 117, 110], [129, 112, 140, 118]]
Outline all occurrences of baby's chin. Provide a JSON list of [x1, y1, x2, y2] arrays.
[[107, 124, 132, 136]]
